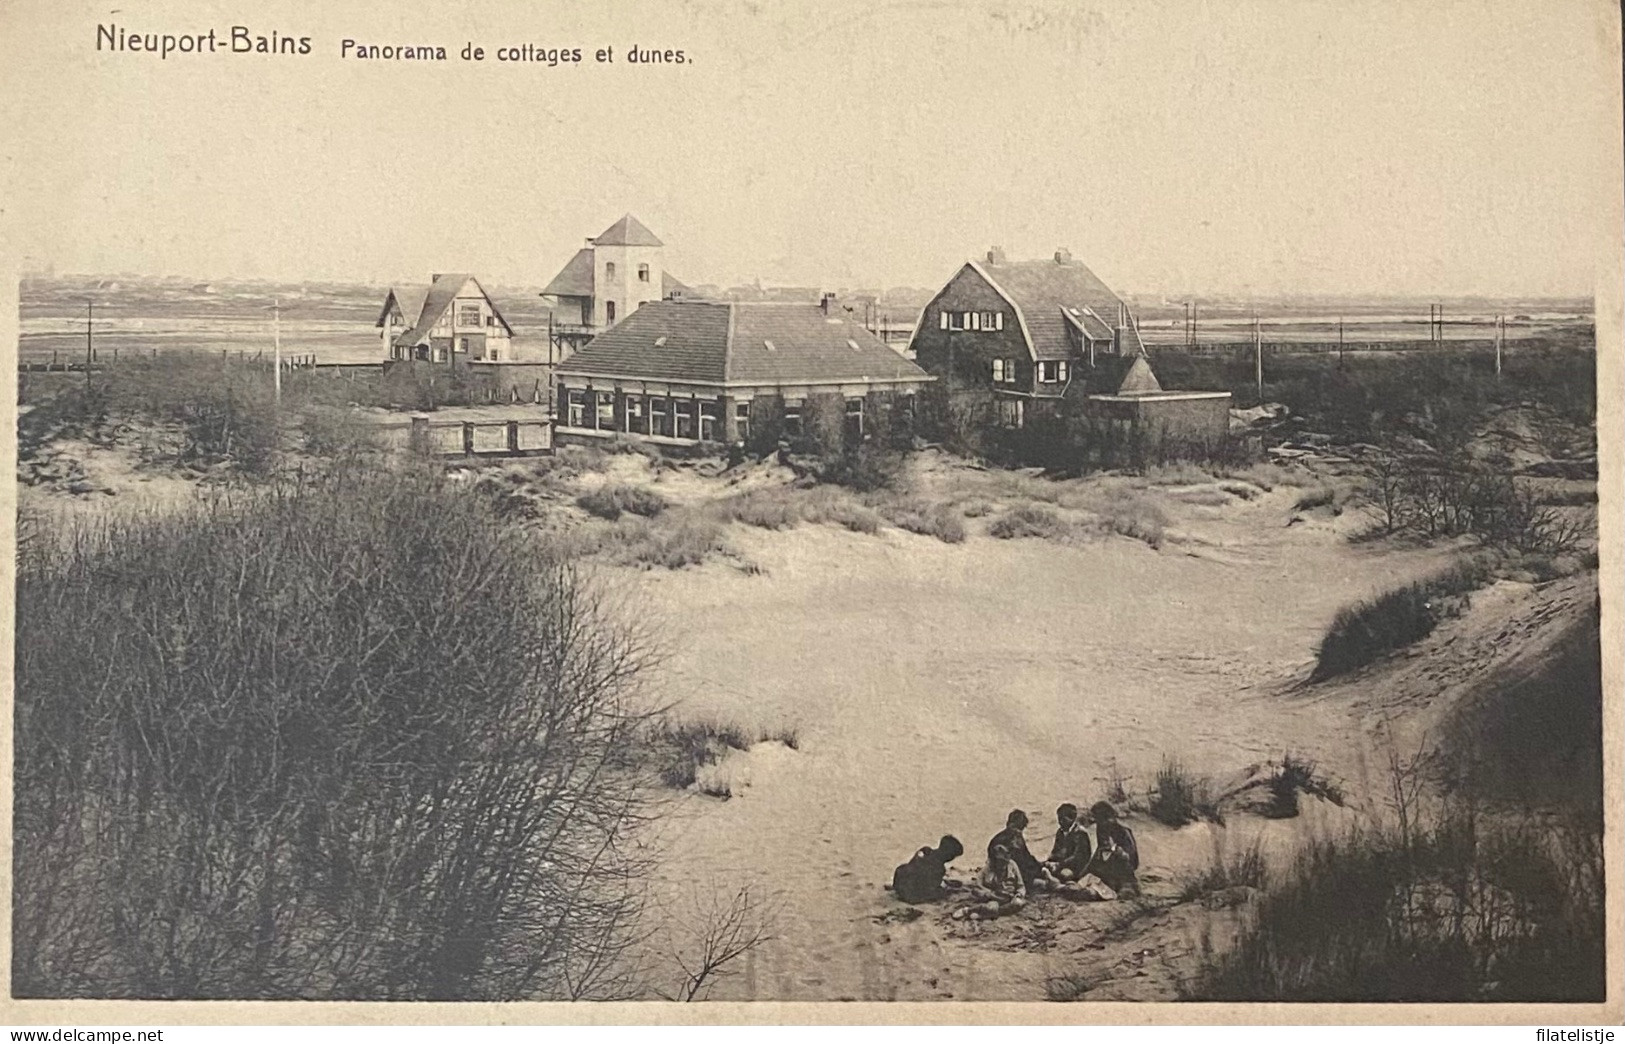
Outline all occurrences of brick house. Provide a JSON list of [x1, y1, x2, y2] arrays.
[[378, 273, 515, 363], [909, 248, 1229, 442], [553, 296, 932, 454]]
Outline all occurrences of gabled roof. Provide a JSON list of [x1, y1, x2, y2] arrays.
[[974, 256, 1137, 361], [593, 213, 664, 247], [540, 249, 595, 298], [555, 301, 929, 387], [390, 274, 513, 347], [378, 286, 428, 328]]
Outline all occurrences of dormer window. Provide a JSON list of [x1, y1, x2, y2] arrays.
[[605, 262, 616, 279]]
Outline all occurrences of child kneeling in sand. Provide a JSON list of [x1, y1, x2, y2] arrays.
[[890, 835, 965, 904], [953, 843, 1027, 921]]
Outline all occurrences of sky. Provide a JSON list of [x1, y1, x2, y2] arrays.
[[2, 0, 1620, 298]]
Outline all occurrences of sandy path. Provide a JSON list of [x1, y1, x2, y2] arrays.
[[628, 489, 1453, 1000]]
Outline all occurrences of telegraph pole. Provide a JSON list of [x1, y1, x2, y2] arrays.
[[1253, 314, 1263, 405], [1337, 316, 1345, 370], [273, 298, 282, 407], [1495, 314, 1504, 378]]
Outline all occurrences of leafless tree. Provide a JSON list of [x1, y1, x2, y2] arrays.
[[660, 885, 780, 1002]]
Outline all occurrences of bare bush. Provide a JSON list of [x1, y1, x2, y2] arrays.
[[1357, 451, 1589, 554], [13, 464, 659, 1000], [662, 885, 779, 1001]]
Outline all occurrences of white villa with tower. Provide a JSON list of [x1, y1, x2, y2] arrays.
[[538, 214, 690, 361]]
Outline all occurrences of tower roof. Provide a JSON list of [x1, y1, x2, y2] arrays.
[[592, 213, 664, 247]]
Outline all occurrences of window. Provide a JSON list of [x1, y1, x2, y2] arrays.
[[994, 358, 1017, 385], [783, 402, 803, 438], [992, 359, 1004, 383], [736, 401, 751, 442], [625, 394, 644, 434], [1038, 360, 1069, 383], [457, 303, 482, 327], [699, 400, 720, 442], [674, 400, 695, 440], [844, 397, 865, 440], [638, 263, 650, 282], [459, 337, 470, 353], [596, 391, 614, 429], [605, 262, 616, 279], [650, 397, 668, 437], [567, 390, 586, 428], [605, 300, 616, 324], [998, 398, 1024, 428]]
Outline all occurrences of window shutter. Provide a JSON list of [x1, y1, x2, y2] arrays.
[[962, 311, 972, 329], [971, 312, 980, 331], [995, 312, 1005, 331], [940, 311, 949, 330]]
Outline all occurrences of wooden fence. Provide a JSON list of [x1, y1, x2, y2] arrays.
[[371, 416, 554, 458], [17, 347, 323, 372]]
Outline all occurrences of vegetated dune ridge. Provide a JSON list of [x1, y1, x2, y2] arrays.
[[624, 470, 1596, 1002]]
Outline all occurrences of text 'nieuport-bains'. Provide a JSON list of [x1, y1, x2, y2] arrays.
[[553, 295, 932, 453]]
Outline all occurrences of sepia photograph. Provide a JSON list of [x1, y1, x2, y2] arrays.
[[1, 0, 1620, 1024]]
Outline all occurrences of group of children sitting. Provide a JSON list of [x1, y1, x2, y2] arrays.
[[890, 801, 1140, 921]]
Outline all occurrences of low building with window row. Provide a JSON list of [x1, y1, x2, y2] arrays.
[[553, 297, 933, 453]]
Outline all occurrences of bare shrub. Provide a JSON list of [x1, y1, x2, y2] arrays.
[[661, 886, 778, 1001], [710, 489, 800, 530], [299, 407, 383, 461], [578, 482, 669, 521], [1293, 484, 1340, 511], [988, 503, 1069, 540], [1183, 811, 1604, 1001], [585, 513, 727, 570], [878, 498, 968, 544], [1086, 492, 1169, 548], [13, 464, 658, 1000], [1357, 451, 1591, 554], [799, 487, 882, 534]]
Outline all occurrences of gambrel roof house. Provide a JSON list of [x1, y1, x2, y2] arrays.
[[377, 274, 515, 362], [908, 247, 1229, 441], [930, 247, 1148, 362]]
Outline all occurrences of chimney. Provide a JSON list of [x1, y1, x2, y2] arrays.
[[986, 246, 1007, 265], [1054, 248, 1072, 264], [1114, 301, 1125, 354], [820, 291, 836, 315]]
